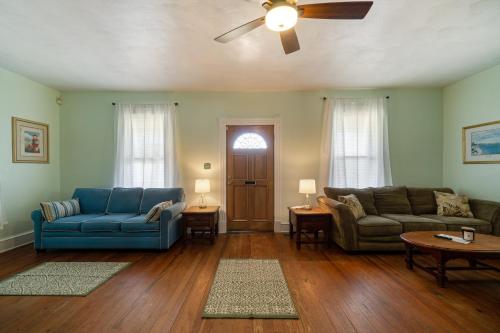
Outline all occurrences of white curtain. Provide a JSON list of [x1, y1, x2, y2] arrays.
[[0, 182, 7, 230], [113, 103, 177, 188], [319, 97, 392, 191]]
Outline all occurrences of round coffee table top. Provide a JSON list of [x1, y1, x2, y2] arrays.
[[401, 231, 500, 253]]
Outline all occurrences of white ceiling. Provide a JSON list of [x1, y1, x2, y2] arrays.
[[0, 0, 499, 91]]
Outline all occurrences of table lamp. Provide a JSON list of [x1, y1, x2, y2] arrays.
[[299, 179, 316, 210], [195, 179, 210, 208]]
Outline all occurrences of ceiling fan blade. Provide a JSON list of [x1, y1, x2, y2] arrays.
[[214, 17, 265, 43], [280, 28, 300, 55], [298, 1, 373, 19]]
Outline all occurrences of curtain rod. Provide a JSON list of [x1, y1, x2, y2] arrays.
[[322, 96, 390, 100], [112, 102, 179, 106]]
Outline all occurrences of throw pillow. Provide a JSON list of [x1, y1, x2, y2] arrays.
[[40, 199, 81, 223], [434, 191, 474, 218], [338, 194, 366, 220], [145, 200, 173, 222]]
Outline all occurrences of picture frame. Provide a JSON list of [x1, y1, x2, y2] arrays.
[[11, 117, 49, 163], [462, 120, 500, 164]]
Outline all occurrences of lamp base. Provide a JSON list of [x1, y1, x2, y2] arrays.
[[303, 194, 312, 210], [198, 205, 207, 209]]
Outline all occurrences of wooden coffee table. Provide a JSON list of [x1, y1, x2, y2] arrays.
[[401, 231, 500, 287]]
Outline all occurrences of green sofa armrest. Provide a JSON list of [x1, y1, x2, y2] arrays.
[[317, 196, 358, 251], [469, 199, 500, 236]]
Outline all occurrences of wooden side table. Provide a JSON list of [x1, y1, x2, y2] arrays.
[[182, 206, 220, 244], [288, 207, 332, 249]]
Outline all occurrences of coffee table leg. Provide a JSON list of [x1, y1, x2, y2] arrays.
[[468, 258, 477, 268], [436, 252, 447, 288], [405, 244, 414, 270]]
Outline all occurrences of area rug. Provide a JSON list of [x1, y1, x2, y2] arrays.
[[0, 262, 130, 296], [203, 259, 298, 319]]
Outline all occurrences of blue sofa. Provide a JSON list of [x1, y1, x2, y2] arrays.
[[32, 187, 185, 251]]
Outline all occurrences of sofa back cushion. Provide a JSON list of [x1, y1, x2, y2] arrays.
[[373, 186, 412, 214], [140, 188, 185, 214], [72, 188, 112, 214], [324, 187, 378, 215], [106, 188, 144, 214], [407, 187, 454, 215]]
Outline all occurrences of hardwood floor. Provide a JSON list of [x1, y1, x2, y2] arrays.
[[0, 233, 499, 333]]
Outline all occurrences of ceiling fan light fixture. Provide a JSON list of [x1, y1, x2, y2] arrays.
[[265, 4, 298, 32]]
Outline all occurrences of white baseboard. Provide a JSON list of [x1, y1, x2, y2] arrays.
[[278, 222, 289, 233], [0, 231, 34, 253]]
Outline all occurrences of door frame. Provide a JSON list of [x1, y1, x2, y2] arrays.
[[218, 117, 282, 233]]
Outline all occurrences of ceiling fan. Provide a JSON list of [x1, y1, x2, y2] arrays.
[[214, 0, 373, 55]]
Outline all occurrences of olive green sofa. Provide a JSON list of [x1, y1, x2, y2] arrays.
[[317, 186, 500, 252]]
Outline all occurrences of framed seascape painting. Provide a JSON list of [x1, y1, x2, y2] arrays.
[[12, 117, 49, 163], [462, 120, 500, 164]]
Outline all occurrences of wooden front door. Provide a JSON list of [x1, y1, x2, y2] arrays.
[[226, 125, 274, 231]]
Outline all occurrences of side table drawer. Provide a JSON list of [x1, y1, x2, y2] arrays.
[[184, 214, 212, 225]]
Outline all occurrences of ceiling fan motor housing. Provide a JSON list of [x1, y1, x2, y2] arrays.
[[261, 0, 297, 10]]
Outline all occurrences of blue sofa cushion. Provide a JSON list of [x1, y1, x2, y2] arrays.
[[72, 188, 112, 214], [140, 188, 184, 214], [81, 214, 136, 232], [42, 214, 105, 232], [121, 215, 160, 232], [107, 188, 143, 214]]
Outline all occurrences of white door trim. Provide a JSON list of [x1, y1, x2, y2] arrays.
[[218, 117, 282, 233]]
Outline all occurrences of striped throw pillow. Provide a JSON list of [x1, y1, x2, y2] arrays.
[[145, 201, 173, 222], [40, 199, 81, 222]]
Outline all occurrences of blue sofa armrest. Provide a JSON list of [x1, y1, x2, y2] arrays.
[[31, 209, 44, 250], [159, 202, 186, 222], [159, 202, 186, 249]]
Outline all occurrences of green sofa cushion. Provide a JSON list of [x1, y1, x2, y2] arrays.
[[420, 214, 492, 234], [324, 187, 378, 215], [373, 186, 412, 214], [357, 215, 402, 237], [407, 187, 454, 215], [381, 214, 446, 232]]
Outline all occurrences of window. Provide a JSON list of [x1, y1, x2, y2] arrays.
[[113, 103, 177, 188], [320, 97, 392, 189], [233, 133, 267, 149]]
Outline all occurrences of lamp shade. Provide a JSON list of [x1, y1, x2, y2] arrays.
[[299, 179, 316, 194], [195, 179, 210, 194]]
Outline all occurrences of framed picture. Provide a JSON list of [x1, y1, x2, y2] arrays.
[[462, 120, 500, 164], [12, 117, 49, 163]]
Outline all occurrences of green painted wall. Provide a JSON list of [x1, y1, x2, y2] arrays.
[[60, 88, 443, 222], [0, 68, 60, 239], [443, 64, 500, 201]]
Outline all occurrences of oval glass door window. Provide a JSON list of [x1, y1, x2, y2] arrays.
[[233, 133, 268, 149]]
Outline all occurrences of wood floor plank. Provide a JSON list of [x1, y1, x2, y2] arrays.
[[0, 234, 499, 333]]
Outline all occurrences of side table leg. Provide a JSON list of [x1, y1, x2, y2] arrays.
[[289, 223, 294, 239], [183, 218, 188, 244], [296, 221, 301, 250], [405, 244, 414, 270]]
